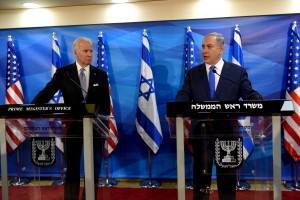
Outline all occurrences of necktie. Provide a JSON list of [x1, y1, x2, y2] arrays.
[[79, 68, 87, 97], [209, 66, 215, 100]]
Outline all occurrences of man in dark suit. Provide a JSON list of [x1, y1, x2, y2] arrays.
[[167, 32, 262, 200], [31, 37, 110, 200]]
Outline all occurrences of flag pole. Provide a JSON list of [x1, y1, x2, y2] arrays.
[[52, 151, 65, 185], [97, 31, 118, 187], [6, 35, 29, 186], [184, 26, 195, 189], [140, 148, 160, 188], [285, 160, 300, 191], [98, 156, 117, 187], [283, 20, 300, 192], [296, 161, 299, 189], [231, 24, 252, 191], [137, 29, 162, 188], [10, 148, 30, 186], [50, 32, 65, 186]]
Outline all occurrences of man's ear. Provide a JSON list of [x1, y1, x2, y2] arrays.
[[220, 45, 225, 53]]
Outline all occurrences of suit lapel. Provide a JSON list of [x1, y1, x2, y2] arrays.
[[215, 61, 230, 99], [88, 66, 97, 94], [192, 64, 211, 100], [68, 64, 84, 96], [199, 65, 211, 100]]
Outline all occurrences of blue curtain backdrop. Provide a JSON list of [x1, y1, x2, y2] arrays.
[[0, 13, 300, 180]]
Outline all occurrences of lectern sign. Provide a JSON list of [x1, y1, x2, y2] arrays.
[[166, 100, 294, 117], [31, 137, 56, 167], [0, 103, 98, 118]]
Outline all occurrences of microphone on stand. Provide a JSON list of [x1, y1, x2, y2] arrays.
[[65, 72, 88, 103], [212, 69, 263, 100]]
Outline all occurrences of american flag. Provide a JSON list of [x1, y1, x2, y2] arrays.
[[97, 31, 119, 156], [5, 35, 27, 152], [232, 25, 254, 160], [50, 32, 64, 153], [283, 21, 300, 161], [136, 29, 163, 154], [183, 26, 195, 153]]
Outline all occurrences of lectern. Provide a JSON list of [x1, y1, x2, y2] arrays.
[[0, 104, 112, 200], [166, 100, 294, 200]]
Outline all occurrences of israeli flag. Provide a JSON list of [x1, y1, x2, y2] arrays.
[[136, 29, 163, 154], [232, 25, 254, 160]]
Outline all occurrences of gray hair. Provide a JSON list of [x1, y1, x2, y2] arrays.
[[204, 32, 225, 47], [72, 37, 92, 51]]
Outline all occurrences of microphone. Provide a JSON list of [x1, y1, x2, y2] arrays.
[[212, 69, 263, 100], [66, 72, 88, 103]]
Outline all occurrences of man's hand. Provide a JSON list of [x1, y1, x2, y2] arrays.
[[165, 115, 175, 125]]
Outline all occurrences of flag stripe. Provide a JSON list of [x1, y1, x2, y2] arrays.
[[136, 107, 162, 145], [284, 112, 300, 143], [284, 140, 300, 161], [285, 91, 300, 127], [6, 82, 24, 103], [291, 111, 300, 127], [243, 137, 254, 152], [290, 89, 300, 105], [5, 91, 17, 104], [283, 120, 300, 147], [109, 120, 118, 139], [136, 120, 160, 153], [6, 127, 23, 148], [183, 118, 193, 153], [142, 48, 151, 68]]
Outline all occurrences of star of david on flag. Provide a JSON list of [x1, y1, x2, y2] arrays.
[[139, 76, 155, 101]]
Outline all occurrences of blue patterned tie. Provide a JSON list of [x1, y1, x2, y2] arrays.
[[209, 66, 215, 100], [79, 68, 87, 97]]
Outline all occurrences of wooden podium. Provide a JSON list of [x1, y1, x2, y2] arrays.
[[166, 100, 294, 200], [0, 103, 109, 200]]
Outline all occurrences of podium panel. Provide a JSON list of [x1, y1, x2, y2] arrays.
[[0, 104, 115, 200], [167, 100, 294, 200]]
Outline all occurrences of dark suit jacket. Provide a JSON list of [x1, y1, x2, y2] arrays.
[[176, 60, 262, 102], [31, 63, 110, 115], [175, 60, 263, 139]]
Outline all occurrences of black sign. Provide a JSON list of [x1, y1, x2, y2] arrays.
[[166, 100, 294, 117]]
